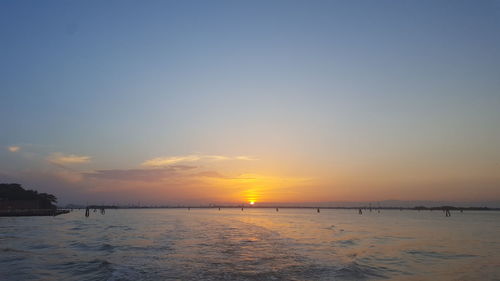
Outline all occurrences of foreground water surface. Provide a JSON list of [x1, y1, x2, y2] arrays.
[[1, 208, 499, 280]]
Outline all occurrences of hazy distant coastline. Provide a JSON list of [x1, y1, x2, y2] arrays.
[[64, 204, 500, 211]]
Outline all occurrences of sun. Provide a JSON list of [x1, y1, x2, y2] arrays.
[[249, 201, 255, 205]]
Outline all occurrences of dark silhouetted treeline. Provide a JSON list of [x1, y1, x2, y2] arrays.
[[0, 183, 57, 209]]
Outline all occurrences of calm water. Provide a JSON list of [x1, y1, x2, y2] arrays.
[[1, 208, 499, 280]]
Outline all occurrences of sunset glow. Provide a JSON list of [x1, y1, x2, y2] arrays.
[[0, 0, 498, 207]]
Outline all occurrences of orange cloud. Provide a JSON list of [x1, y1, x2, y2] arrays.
[[7, 146, 20, 152], [48, 152, 91, 165], [141, 154, 257, 167]]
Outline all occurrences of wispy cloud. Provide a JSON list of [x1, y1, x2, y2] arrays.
[[48, 152, 91, 165], [141, 154, 257, 167], [234, 156, 258, 161], [83, 165, 196, 182], [142, 155, 202, 166], [7, 146, 20, 152], [195, 171, 227, 178]]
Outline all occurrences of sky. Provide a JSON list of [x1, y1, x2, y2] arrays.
[[1, 0, 499, 206]]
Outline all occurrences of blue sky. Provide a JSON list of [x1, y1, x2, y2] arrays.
[[1, 0, 499, 205]]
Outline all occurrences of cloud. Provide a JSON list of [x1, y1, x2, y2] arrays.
[[142, 155, 202, 166], [141, 154, 257, 167], [7, 146, 20, 152], [83, 165, 196, 182], [48, 152, 91, 165], [195, 171, 227, 178], [235, 156, 258, 161], [193, 171, 258, 180], [85, 167, 257, 183]]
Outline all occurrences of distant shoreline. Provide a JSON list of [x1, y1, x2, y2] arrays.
[[68, 205, 500, 211]]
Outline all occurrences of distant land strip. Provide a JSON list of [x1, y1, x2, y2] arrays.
[[68, 205, 500, 211]]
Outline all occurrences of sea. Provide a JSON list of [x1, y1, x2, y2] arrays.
[[1, 208, 499, 280]]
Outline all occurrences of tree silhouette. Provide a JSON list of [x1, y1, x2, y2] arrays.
[[0, 183, 58, 209]]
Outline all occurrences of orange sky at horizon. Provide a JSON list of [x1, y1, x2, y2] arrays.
[[2, 146, 499, 205], [1, 1, 499, 205]]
